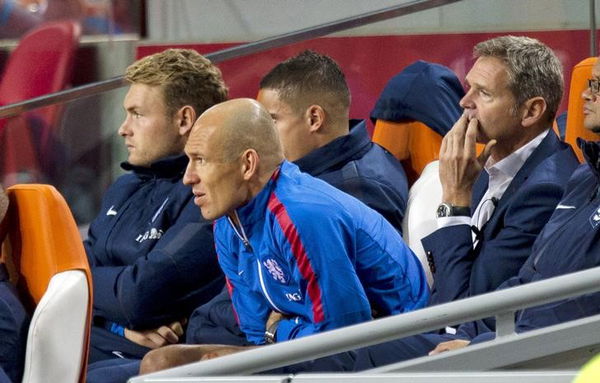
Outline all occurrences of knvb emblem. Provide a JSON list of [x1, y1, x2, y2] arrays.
[[263, 259, 287, 284], [285, 292, 302, 302], [589, 205, 600, 228], [136, 228, 164, 243]]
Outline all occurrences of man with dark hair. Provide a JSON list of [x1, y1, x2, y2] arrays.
[[258, 50, 408, 231], [86, 48, 228, 363]]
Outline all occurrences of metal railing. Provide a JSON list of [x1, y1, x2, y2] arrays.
[[129, 266, 600, 381], [0, 0, 462, 119]]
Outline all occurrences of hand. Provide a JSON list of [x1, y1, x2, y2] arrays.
[[139, 344, 254, 374], [124, 320, 184, 349], [266, 311, 285, 330], [428, 339, 471, 355], [439, 113, 497, 206]]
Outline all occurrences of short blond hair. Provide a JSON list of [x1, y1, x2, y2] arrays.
[[126, 49, 228, 117]]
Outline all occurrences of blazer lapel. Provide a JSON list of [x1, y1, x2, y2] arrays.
[[481, 131, 561, 236], [471, 171, 489, 212]]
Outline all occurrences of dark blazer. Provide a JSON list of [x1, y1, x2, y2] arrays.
[[423, 131, 579, 305]]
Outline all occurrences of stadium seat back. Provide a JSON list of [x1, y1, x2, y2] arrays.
[[401, 160, 442, 286], [565, 57, 598, 162], [0, 184, 92, 383], [372, 119, 443, 185]]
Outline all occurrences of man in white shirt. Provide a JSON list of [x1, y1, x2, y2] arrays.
[[423, 35, 579, 306]]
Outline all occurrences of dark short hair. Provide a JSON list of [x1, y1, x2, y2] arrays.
[[259, 50, 350, 114]]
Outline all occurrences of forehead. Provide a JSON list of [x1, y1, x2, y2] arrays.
[[185, 119, 218, 155], [466, 56, 509, 87], [124, 83, 165, 108], [257, 89, 293, 113]]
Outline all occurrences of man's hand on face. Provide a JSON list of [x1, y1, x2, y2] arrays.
[[124, 320, 185, 349], [439, 113, 497, 206], [428, 339, 471, 355]]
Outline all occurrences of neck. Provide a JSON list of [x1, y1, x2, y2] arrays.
[[490, 125, 547, 162], [315, 121, 349, 149], [247, 162, 281, 201]]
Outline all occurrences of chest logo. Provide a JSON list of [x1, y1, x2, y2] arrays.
[[106, 205, 118, 216], [589, 205, 600, 228], [136, 228, 164, 243], [263, 259, 287, 284], [285, 292, 302, 302]]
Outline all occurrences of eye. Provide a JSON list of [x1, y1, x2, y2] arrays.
[[133, 111, 142, 118]]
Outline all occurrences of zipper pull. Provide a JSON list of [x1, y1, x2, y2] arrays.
[[242, 238, 253, 252]]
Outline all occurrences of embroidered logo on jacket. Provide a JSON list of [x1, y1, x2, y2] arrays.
[[589, 205, 600, 228], [263, 259, 287, 283], [135, 228, 164, 243], [285, 292, 302, 302], [106, 205, 118, 216]]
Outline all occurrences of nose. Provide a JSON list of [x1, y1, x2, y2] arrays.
[[118, 116, 131, 137], [459, 89, 475, 110], [583, 85, 594, 101], [182, 161, 197, 186]]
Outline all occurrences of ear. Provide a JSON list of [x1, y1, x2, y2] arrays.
[[305, 105, 325, 133], [240, 149, 260, 181], [520, 97, 547, 128], [176, 105, 197, 137]]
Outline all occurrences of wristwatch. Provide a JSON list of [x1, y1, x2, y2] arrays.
[[436, 202, 471, 218], [264, 321, 279, 344]]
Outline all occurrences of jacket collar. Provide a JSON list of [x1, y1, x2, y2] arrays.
[[472, 130, 562, 207], [578, 138, 600, 181], [120, 154, 188, 179], [231, 161, 288, 228], [294, 120, 371, 176]]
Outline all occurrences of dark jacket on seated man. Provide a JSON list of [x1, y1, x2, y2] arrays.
[[86, 155, 224, 362], [0, 264, 29, 383], [424, 130, 578, 305], [349, 139, 600, 370], [186, 119, 410, 346]]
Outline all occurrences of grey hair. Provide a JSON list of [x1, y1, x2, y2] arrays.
[[474, 35, 563, 122]]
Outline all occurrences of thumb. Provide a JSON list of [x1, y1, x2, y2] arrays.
[[477, 139, 497, 167]]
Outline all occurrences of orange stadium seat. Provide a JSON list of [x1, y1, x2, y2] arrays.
[[565, 57, 598, 162], [0, 184, 92, 383], [372, 119, 443, 185]]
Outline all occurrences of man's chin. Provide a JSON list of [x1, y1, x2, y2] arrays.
[[583, 117, 600, 134]]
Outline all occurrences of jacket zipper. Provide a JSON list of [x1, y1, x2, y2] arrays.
[[227, 211, 284, 313]]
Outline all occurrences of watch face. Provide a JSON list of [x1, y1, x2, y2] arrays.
[[436, 203, 450, 218]]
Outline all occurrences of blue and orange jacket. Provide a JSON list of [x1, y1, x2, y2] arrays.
[[214, 161, 429, 344]]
